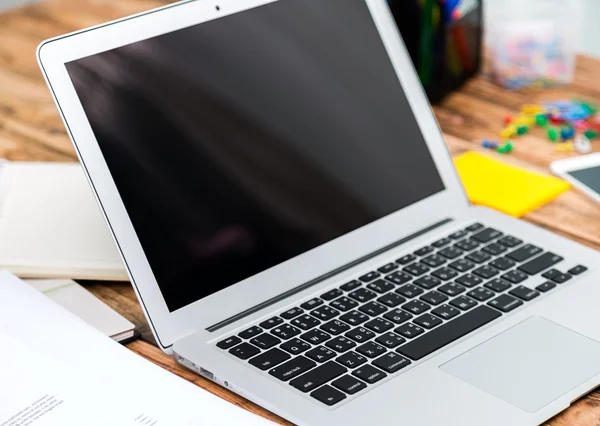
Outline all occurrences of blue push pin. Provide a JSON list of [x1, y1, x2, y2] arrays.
[[560, 127, 575, 141], [481, 139, 498, 149]]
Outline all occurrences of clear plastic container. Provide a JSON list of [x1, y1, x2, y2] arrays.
[[486, 0, 582, 89]]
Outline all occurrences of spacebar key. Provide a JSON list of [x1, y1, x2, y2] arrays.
[[397, 306, 501, 361]]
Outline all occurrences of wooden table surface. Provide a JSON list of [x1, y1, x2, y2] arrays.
[[3, 0, 600, 424]]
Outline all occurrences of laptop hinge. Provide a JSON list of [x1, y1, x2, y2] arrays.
[[206, 218, 453, 332]]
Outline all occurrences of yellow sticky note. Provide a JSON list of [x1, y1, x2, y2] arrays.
[[454, 152, 570, 217]]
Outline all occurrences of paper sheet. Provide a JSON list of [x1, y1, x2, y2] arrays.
[[0, 271, 275, 426]]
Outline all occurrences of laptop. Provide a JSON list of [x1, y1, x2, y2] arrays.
[[38, 0, 600, 424]]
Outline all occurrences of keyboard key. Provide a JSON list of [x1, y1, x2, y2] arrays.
[[488, 294, 523, 312], [356, 341, 387, 358], [413, 313, 443, 329], [420, 291, 449, 306], [339, 311, 369, 326], [271, 324, 301, 340], [305, 346, 336, 363], [352, 364, 387, 384], [502, 269, 529, 284], [403, 263, 430, 276], [378, 263, 398, 274], [250, 333, 281, 350], [449, 229, 468, 240], [455, 273, 483, 288], [364, 317, 394, 334], [454, 239, 479, 252], [311, 306, 340, 321], [466, 223, 484, 232], [431, 304, 461, 320], [519, 252, 563, 275], [345, 327, 375, 343], [448, 259, 476, 272], [239, 326, 262, 339], [321, 319, 351, 335], [506, 244, 544, 262], [466, 250, 492, 264], [373, 352, 411, 374], [438, 247, 464, 260], [300, 298, 324, 310], [385, 271, 413, 285], [473, 265, 499, 279], [397, 306, 501, 360], [432, 237, 452, 248], [259, 317, 283, 330], [375, 332, 406, 348], [450, 295, 477, 311], [414, 275, 442, 290], [349, 287, 377, 303], [395, 283, 424, 298], [414, 246, 435, 256], [397, 254, 417, 265], [552, 273, 571, 283], [542, 269, 572, 283], [377, 292, 406, 307], [467, 287, 495, 301], [383, 309, 413, 324], [290, 361, 347, 393], [432, 267, 459, 281], [336, 351, 368, 368], [359, 271, 380, 283], [229, 342, 260, 360], [490, 257, 516, 271], [291, 314, 321, 330], [438, 282, 466, 296], [568, 265, 588, 275], [310, 385, 347, 406], [421, 255, 447, 268], [497, 235, 523, 248], [301, 329, 332, 345], [332, 375, 367, 395], [326, 336, 356, 353], [340, 280, 362, 292], [482, 243, 507, 256], [280, 338, 311, 355], [269, 356, 316, 381], [536, 281, 557, 292], [471, 228, 503, 243], [321, 289, 343, 301], [394, 323, 425, 339], [509, 286, 540, 301], [330, 297, 359, 312], [359, 301, 388, 317], [249, 348, 291, 370], [367, 279, 395, 294], [281, 307, 303, 320], [485, 279, 510, 293], [402, 300, 431, 315], [217, 336, 241, 349]]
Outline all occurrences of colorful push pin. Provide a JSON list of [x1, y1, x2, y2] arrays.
[[574, 135, 592, 154], [548, 127, 559, 142], [555, 142, 574, 152], [560, 127, 575, 141], [497, 142, 513, 154], [535, 114, 548, 127], [503, 115, 512, 126], [481, 140, 498, 149], [500, 126, 516, 139], [550, 115, 562, 124], [516, 125, 528, 135], [573, 120, 590, 132], [584, 129, 598, 140], [521, 104, 543, 115]]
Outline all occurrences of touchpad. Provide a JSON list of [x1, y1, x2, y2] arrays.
[[441, 316, 600, 412]]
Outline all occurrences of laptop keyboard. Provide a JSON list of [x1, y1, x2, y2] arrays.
[[215, 223, 588, 407]]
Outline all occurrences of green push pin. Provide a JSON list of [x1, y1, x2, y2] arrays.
[[497, 141, 514, 154], [584, 129, 598, 140], [548, 127, 559, 142], [516, 125, 528, 135], [535, 114, 548, 127]]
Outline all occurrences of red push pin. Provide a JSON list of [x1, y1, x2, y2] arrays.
[[550, 115, 562, 124], [503, 115, 512, 125]]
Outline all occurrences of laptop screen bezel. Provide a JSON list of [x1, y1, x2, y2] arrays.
[[38, 0, 469, 350]]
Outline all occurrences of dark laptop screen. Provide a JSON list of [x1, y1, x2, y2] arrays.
[[66, 0, 445, 312]]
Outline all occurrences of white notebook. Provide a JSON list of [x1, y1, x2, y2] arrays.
[[0, 161, 127, 280]]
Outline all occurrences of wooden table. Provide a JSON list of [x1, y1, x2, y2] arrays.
[[2, 0, 600, 424]]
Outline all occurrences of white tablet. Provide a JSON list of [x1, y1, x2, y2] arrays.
[[550, 153, 600, 203]]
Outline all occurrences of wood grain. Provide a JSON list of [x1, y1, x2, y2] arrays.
[[2, 0, 600, 424]]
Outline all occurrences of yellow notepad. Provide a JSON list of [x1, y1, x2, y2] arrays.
[[454, 152, 570, 217]]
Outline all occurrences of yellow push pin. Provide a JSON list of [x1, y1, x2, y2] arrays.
[[555, 142, 574, 152]]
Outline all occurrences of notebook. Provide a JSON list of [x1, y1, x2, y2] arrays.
[[0, 161, 127, 280]]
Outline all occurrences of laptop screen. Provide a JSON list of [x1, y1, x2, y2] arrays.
[[66, 0, 445, 312]]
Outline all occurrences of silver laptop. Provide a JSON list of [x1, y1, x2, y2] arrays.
[[38, 0, 600, 424]]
